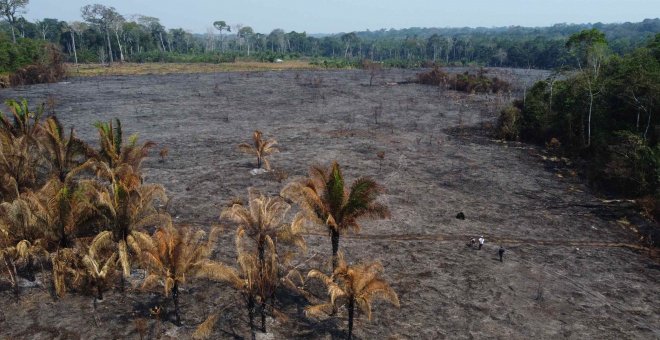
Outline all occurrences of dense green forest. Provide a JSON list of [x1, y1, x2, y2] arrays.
[[0, 1, 658, 69], [497, 31, 659, 221]]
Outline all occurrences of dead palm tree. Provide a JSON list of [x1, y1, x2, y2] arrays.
[[51, 246, 86, 297], [89, 178, 169, 286], [23, 179, 101, 248], [222, 188, 306, 270], [201, 238, 262, 340], [238, 130, 278, 170], [21, 115, 98, 248], [281, 161, 390, 269], [306, 253, 400, 340], [39, 115, 93, 183], [221, 188, 306, 331], [141, 225, 220, 325], [0, 196, 46, 244], [0, 99, 45, 201], [0, 239, 49, 295], [82, 250, 118, 301]]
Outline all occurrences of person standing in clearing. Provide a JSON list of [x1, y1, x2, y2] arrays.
[[498, 246, 505, 262], [470, 238, 476, 248], [478, 236, 485, 250]]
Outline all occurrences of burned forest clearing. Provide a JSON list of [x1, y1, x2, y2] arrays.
[[0, 68, 658, 339]]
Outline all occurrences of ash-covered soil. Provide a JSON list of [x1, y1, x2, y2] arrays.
[[0, 68, 658, 339]]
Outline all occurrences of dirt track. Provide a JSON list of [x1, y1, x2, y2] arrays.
[[0, 68, 658, 339]]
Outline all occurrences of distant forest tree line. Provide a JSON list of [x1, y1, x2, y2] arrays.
[[0, 1, 658, 70]]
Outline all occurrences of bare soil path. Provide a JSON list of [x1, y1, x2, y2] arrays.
[[0, 68, 657, 339]]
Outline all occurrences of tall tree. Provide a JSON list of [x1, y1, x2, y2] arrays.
[[137, 15, 167, 52], [81, 4, 121, 64], [341, 32, 359, 59], [239, 26, 254, 55], [0, 0, 29, 43], [213, 20, 230, 52], [65, 21, 83, 65], [566, 29, 609, 147], [281, 161, 390, 269], [427, 34, 442, 62]]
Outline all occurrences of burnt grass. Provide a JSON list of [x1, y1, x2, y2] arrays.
[[0, 68, 658, 339]]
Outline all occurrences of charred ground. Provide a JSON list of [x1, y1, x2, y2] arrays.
[[0, 68, 657, 339]]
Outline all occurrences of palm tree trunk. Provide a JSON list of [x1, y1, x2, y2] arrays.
[[25, 258, 35, 281], [331, 229, 340, 270], [105, 28, 114, 64], [257, 242, 267, 331], [97, 283, 104, 300], [70, 30, 78, 65], [172, 282, 181, 325], [348, 298, 354, 340], [261, 301, 267, 332], [247, 294, 256, 340]]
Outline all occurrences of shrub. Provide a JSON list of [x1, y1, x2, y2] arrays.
[[0, 37, 43, 73], [416, 66, 448, 86], [416, 68, 511, 93], [9, 44, 66, 86], [597, 131, 659, 196], [497, 104, 522, 140]]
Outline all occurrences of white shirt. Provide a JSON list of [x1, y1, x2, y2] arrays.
[[478, 237, 485, 245]]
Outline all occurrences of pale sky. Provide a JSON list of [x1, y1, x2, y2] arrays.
[[24, 0, 660, 34]]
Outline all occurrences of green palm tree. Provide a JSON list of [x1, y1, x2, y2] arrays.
[[281, 161, 389, 269], [93, 118, 154, 173]]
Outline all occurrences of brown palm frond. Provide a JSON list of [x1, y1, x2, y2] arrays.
[[82, 251, 118, 280], [198, 261, 244, 289], [277, 212, 307, 255], [360, 279, 400, 308], [192, 313, 219, 340], [89, 231, 114, 258], [307, 254, 399, 333], [140, 225, 222, 322], [126, 231, 153, 257], [355, 296, 373, 320], [39, 115, 93, 183], [304, 303, 335, 319], [351, 261, 384, 293], [52, 247, 85, 297], [238, 130, 279, 170], [141, 273, 161, 291], [308, 269, 334, 287], [0, 197, 44, 244], [118, 240, 131, 278]]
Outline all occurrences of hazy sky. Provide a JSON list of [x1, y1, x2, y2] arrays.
[[24, 0, 660, 34]]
